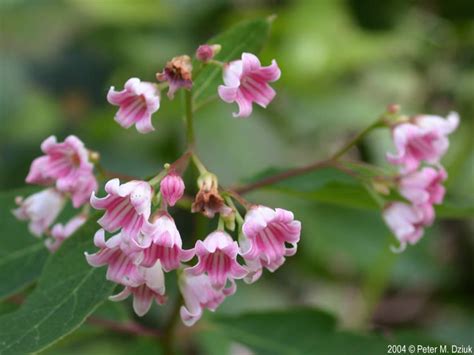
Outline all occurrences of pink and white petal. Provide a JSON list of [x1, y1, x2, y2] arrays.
[[223, 61, 243, 87], [233, 92, 253, 118], [241, 52, 261, 73], [255, 60, 281, 82], [109, 287, 132, 302], [133, 286, 154, 317], [218, 85, 238, 103], [135, 113, 155, 134]]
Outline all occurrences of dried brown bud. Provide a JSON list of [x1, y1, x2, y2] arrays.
[[156, 55, 193, 99], [191, 173, 232, 218]]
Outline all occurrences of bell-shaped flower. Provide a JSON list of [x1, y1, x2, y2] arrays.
[[160, 173, 185, 207], [241, 206, 301, 281], [179, 273, 236, 327], [107, 78, 160, 134], [85, 229, 145, 287], [45, 214, 87, 252], [387, 112, 459, 172], [185, 231, 247, 289], [399, 167, 447, 206], [109, 261, 166, 317], [26, 135, 97, 207], [13, 188, 65, 237], [90, 179, 152, 239], [218, 52, 281, 118], [383, 202, 434, 252], [136, 214, 194, 272]]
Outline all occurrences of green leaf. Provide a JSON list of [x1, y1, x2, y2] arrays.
[[213, 308, 388, 355], [192, 17, 272, 108], [0, 217, 115, 355], [0, 188, 48, 300], [244, 167, 379, 210]]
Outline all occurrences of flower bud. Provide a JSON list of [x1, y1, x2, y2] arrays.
[[160, 173, 185, 207], [195, 44, 221, 62]]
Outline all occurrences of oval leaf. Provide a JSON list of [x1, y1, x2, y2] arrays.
[[0, 188, 48, 300], [0, 217, 114, 354]]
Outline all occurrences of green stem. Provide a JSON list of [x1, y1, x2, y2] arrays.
[[331, 120, 383, 160], [148, 170, 167, 187], [191, 153, 208, 175], [161, 294, 183, 355], [185, 90, 195, 149], [225, 196, 244, 225]]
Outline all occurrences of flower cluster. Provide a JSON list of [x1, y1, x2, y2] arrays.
[[383, 112, 459, 251], [13, 135, 97, 251], [85, 176, 301, 325], [107, 47, 281, 134]]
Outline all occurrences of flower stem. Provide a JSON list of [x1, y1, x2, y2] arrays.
[[224, 196, 244, 225], [185, 90, 195, 149], [331, 120, 383, 160], [191, 153, 208, 175]]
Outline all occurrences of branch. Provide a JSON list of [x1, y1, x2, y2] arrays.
[[233, 160, 333, 194], [88, 316, 162, 337], [232, 120, 383, 195]]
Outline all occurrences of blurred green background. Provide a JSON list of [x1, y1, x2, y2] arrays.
[[1, 0, 473, 354]]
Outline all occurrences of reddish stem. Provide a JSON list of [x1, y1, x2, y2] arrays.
[[88, 316, 162, 337]]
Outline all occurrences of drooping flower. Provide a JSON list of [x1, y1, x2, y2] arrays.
[[46, 214, 87, 252], [241, 206, 301, 282], [160, 173, 185, 207], [185, 231, 247, 289], [13, 188, 65, 237], [137, 214, 194, 272], [156, 55, 193, 99], [70, 172, 98, 208], [398, 167, 447, 206], [179, 273, 236, 327], [383, 202, 434, 252], [85, 229, 145, 287], [90, 179, 152, 239], [195, 44, 221, 62], [25, 135, 97, 207], [218, 52, 281, 118], [387, 112, 459, 172], [107, 78, 160, 134], [109, 261, 167, 317]]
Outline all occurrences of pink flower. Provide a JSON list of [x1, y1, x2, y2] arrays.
[[241, 206, 301, 282], [46, 214, 87, 252], [185, 231, 247, 289], [109, 261, 166, 317], [70, 172, 98, 208], [107, 78, 160, 134], [26, 135, 97, 207], [160, 173, 185, 207], [399, 167, 447, 206], [85, 229, 145, 287], [90, 179, 152, 239], [137, 214, 194, 272], [195, 44, 221, 62], [13, 188, 65, 237], [218, 52, 281, 118], [383, 202, 434, 251], [179, 273, 236, 327], [387, 112, 459, 172]]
